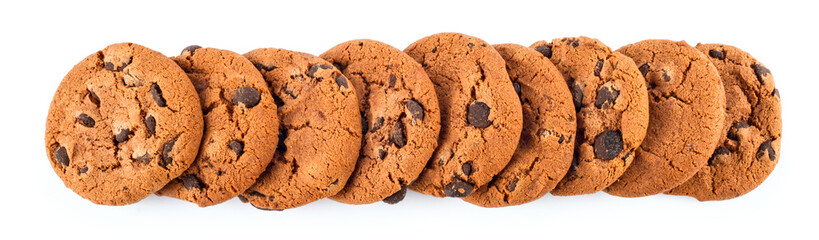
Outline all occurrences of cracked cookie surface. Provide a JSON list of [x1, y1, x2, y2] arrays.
[[463, 44, 575, 207], [45, 43, 203, 205], [666, 44, 781, 201], [155, 47, 278, 207], [240, 48, 361, 210], [404, 33, 523, 198], [321, 39, 441, 204], [530, 37, 649, 196], [605, 40, 726, 197]]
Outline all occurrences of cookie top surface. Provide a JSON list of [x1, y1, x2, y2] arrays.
[[45, 43, 204, 205], [605, 40, 726, 197], [321, 39, 441, 204], [463, 44, 576, 207], [666, 44, 781, 201], [155, 47, 279, 207], [530, 37, 649, 196], [240, 48, 361, 210], [404, 33, 523, 198]]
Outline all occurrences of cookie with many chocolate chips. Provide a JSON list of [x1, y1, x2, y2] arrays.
[[463, 44, 575, 207], [155, 47, 279, 207], [605, 40, 726, 197], [240, 48, 361, 210], [530, 37, 649, 196], [45, 43, 203, 205], [404, 33, 523, 198], [666, 44, 781, 201], [321, 39, 441, 204]]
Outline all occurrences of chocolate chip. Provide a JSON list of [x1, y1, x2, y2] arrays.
[[335, 75, 348, 88], [593, 130, 623, 161], [708, 49, 725, 60], [662, 70, 671, 82], [370, 117, 384, 132], [638, 63, 650, 77], [378, 149, 387, 159], [76, 113, 95, 127], [506, 179, 518, 192], [134, 153, 151, 164], [391, 121, 407, 148], [594, 85, 620, 109], [727, 121, 750, 140], [772, 88, 780, 98], [431, 47, 438, 53], [535, 44, 552, 58], [571, 40, 579, 48], [182, 174, 204, 189], [594, 59, 604, 77], [54, 146, 69, 166], [558, 135, 565, 144], [160, 138, 176, 168], [145, 115, 156, 135], [752, 63, 770, 85], [229, 140, 244, 157], [468, 43, 475, 48], [233, 87, 261, 108], [215, 170, 223, 176], [461, 162, 473, 176], [88, 89, 100, 105], [237, 195, 248, 202], [467, 101, 492, 128], [150, 83, 167, 107], [308, 64, 333, 78], [104, 57, 130, 72], [570, 80, 583, 111], [181, 45, 202, 55], [513, 82, 521, 97], [115, 128, 132, 143], [443, 179, 474, 198], [389, 74, 397, 87], [254, 63, 277, 72], [709, 147, 731, 166], [757, 139, 776, 160], [406, 99, 424, 121], [79, 167, 88, 174], [382, 185, 407, 204]]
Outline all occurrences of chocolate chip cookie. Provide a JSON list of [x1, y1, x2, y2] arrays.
[[321, 39, 441, 204], [404, 33, 523, 198], [666, 44, 781, 201], [240, 48, 361, 210], [530, 37, 649, 196], [45, 43, 204, 205], [463, 44, 576, 207], [155, 47, 279, 207], [605, 40, 726, 197]]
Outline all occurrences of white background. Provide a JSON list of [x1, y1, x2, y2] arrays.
[[1, 0, 816, 239]]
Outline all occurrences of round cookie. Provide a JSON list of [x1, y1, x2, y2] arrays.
[[45, 43, 203, 205], [605, 40, 726, 197], [321, 39, 441, 204], [666, 44, 781, 201], [240, 48, 361, 210], [463, 44, 576, 207], [404, 33, 523, 198], [529, 37, 649, 196], [155, 47, 279, 207]]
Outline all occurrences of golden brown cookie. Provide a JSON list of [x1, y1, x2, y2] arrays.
[[45, 43, 203, 205], [666, 44, 781, 201], [605, 40, 726, 197], [463, 44, 576, 207], [240, 48, 361, 210], [155, 47, 278, 207], [321, 39, 441, 204], [404, 33, 523, 198], [530, 37, 649, 195]]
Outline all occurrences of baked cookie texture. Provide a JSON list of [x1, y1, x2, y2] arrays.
[[321, 39, 441, 204], [666, 44, 781, 201], [45, 43, 204, 205], [240, 48, 361, 210], [463, 44, 576, 207], [605, 40, 726, 197], [404, 33, 523, 198], [156, 47, 278, 207], [530, 37, 649, 196]]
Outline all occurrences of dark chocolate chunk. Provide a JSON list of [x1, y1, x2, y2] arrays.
[[727, 121, 750, 140], [443, 179, 474, 198], [145, 115, 156, 135], [254, 63, 277, 72], [752, 63, 770, 85], [335, 75, 348, 88], [150, 83, 167, 107], [708, 147, 731, 166], [76, 113, 95, 127], [389, 74, 397, 87], [593, 130, 623, 161], [114, 128, 132, 143], [181, 45, 202, 55], [461, 162, 473, 176], [570, 80, 583, 111], [506, 179, 518, 192], [594, 85, 620, 109], [661, 70, 671, 82], [160, 138, 177, 168], [406, 99, 425, 121], [708, 49, 725, 60], [378, 149, 387, 159], [467, 101, 492, 128], [370, 117, 384, 132], [79, 167, 88, 174], [54, 146, 70, 166], [638, 63, 650, 77], [88, 89, 100, 105], [104, 57, 130, 72], [232, 87, 261, 108], [308, 64, 333, 77], [594, 59, 604, 77], [756, 140, 776, 161], [133, 153, 151, 164], [391, 121, 407, 148], [535, 44, 552, 58], [182, 174, 204, 189], [229, 140, 244, 157], [382, 185, 407, 204]]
